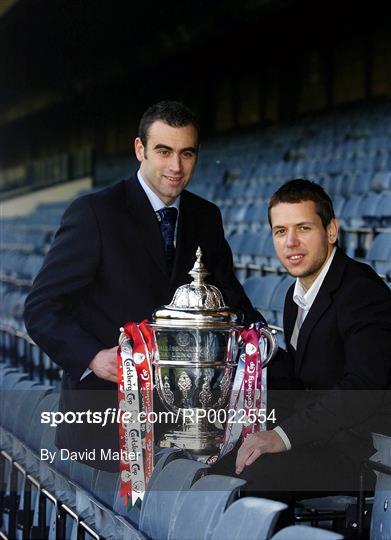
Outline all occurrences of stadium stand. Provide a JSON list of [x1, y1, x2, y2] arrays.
[[1, 100, 391, 539]]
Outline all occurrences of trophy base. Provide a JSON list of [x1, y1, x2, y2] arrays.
[[158, 427, 223, 461]]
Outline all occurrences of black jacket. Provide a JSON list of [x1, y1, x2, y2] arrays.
[[270, 248, 391, 463]]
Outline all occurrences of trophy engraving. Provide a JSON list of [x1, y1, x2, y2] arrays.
[[216, 370, 231, 408], [162, 376, 174, 406], [199, 376, 213, 408], [178, 371, 192, 403]]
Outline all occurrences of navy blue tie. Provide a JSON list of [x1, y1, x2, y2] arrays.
[[156, 207, 178, 272]]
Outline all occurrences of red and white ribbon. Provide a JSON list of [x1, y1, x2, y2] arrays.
[[213, 324, 268, 460], [117, 321, 155, 507]]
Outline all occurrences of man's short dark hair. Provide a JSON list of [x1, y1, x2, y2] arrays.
[[268, 179, 335, 229], [138, 100, 200, 147]]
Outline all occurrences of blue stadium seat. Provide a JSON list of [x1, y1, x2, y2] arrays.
[[227, 202, 253, 233], [365, 233, 391, 275], [243, 230, 270, 265], [227, 233, 247, 258], [261, 235, 283, 269], [269, 275, 295, 327], [1, 371, 29, 390], [244, 201, 269, 228], [212, 496, 287, 540], [5, 382, 52, 437], [377, 191, 391, 226], [370, 171, 391, 192], [68, 460, 95, 492], [168, 474, 246, 540], [139, 458, 209, 539], [243, 275, 282, 324], [92, 470, 120, 509], [358, 192, 384, 226], [272, 525, 343, 539], [23, 254, 44, 279], [340, 194, 365, 227], [114, 514, 148, 540], [243, 276, 264, 298], [332, 195, 346, 217], [370, 432, 391, 540], [26, 392, 60, 453], [353, 173, 372, 195], [323, 176, 344, 197]]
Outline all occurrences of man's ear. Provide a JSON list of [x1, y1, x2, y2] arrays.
[[134, 137, 145, 162], [327, 218, 339, 245]]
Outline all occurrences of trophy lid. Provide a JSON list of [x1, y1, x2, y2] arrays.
[[150, 247, 243, 328]]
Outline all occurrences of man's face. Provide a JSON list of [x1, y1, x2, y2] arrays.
[[270, 200, 338, 289], [134, 120, 198, 205]]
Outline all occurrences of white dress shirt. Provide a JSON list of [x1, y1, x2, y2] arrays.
[[274, 247, 336, 450]]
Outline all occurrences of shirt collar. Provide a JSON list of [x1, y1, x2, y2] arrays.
[[137, 170, 180, 213], [293, 247, 336, 311]]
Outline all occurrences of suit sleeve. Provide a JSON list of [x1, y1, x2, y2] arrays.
[[279, 276, 391, 447], [24, 196, 105, 381], [210, 206, 265, 325]]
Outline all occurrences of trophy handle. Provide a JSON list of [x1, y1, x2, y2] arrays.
[[259, 325, 278, 367]]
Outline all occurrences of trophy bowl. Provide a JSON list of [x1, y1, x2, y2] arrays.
[[151, 325, 240, 455], [149, 247, 277, 457]]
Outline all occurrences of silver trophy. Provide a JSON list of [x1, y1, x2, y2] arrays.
[[150, 247, 277, 457]]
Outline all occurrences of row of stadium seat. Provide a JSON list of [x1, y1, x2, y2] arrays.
[[1, 364, 348, 539], [228, 231, 391, 278], [1, 202, 390, 287], [2, 352, 391, 539], [191, 171, 391, 204], [195, 174, 388, 204], [217, 190, 391, 228]]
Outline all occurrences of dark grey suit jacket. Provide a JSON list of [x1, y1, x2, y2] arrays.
[[24, 175, 261, 469]]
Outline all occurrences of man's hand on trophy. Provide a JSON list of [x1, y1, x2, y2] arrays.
[[89, 347, 118, 383], [235, 430, 287, 474]]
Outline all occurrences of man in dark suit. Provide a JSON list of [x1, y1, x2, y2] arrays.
[[212, 179, 391, 500], [24, 101, 260, 471]]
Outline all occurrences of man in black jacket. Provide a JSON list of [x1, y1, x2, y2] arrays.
[[24, 101, 261, 471], [213, 179, 391, 499]]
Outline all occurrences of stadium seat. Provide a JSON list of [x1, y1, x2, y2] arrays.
[[167, 474, 246, 540], [377, 191, 391, 226], [139, 458, 209, 540], [339, 194, 364, 226], [369, 433, 391, 540], [365, 233, 391, 275], [211, 496, 288, 540], [272, 525, 344, 539], [358, 192, 384, 226], [370, 171, 391, 192], [243, 275, 283, 324], [92, 470, 120, 510], [269, 275, 295, 327], [26, 392, 60, 453]]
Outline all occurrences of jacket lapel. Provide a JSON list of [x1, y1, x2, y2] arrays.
[[290, 248, 348, 374], [284, 283, 297, 348], [171, 191, 198, 285], [125, 176, 169, 277]]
